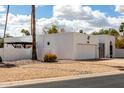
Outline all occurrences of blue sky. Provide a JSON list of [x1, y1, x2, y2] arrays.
[[5, 5, 53, 19], [3, 5, 122, 19], [89, 5, 121, 17]]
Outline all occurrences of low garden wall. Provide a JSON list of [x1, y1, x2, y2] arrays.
[[0, 48, 32, 61], [115, 48, 124, 58]]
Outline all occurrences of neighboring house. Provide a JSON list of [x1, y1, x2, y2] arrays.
[[1, 32, 115, 61]]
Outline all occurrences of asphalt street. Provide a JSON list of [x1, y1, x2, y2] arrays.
[[8, 74, 124, 88]]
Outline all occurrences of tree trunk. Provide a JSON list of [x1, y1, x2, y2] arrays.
[[32, 5, 37, 60]]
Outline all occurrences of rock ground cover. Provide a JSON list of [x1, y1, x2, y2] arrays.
[[0, 59, 123, 82]]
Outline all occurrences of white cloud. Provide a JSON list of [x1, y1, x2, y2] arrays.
[[8, 13, 31, 25], [0, 13, 31, 37], [53, 6, 107, 21], [108, 16, 124, 30], [115, 5, 124, 14], [53, 5, 93, 20], [53, 5, 110, 28], [37, 17, 100, 33]]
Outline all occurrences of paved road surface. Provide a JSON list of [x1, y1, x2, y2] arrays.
[[8, 74, 124, 88]]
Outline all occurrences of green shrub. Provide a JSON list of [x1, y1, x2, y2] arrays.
[[44, 54, 57, 62]]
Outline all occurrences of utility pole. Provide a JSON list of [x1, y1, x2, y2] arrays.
[[32, 5, 37, 60]]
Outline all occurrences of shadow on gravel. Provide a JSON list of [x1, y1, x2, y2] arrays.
[[111, 66, 124, 71], [101, 65, 124, 71], [0, 63, 16, 68], [75, 58, 112, 62]]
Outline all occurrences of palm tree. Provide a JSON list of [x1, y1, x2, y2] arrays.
[[32, 5, 37, 60]]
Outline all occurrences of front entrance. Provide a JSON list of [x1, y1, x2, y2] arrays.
[[99, 43, 105, 58]]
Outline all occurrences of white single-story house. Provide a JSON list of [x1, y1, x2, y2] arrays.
[[2, 32, 115, 61], [37, 32, 115, 60]]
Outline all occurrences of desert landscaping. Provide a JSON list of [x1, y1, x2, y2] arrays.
[[0, 58, 124, 83]]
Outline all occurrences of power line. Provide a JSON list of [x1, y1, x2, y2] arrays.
[[3, 5, 10, 62], [3, 5, 9, 38]]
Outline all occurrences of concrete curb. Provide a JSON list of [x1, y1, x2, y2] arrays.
[[0, 71, 124, 88]]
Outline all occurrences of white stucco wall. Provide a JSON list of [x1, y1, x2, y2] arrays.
[[73, 33, 99, 59], [37, 32, 100, 60], [37, 33, 74, 60]]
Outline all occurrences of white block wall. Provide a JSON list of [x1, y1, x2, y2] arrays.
[[0, 48, 32, 61], [1, 36, 32, 61], [115, 49, 124, 58]]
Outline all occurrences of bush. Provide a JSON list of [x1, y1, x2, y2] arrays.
[[44, 54, 57, 62]]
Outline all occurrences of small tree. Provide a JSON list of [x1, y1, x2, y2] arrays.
[[91, 28, 119, 37], [0, 38, 3, 48], [119, 22, 124, 36], [21, 29, 30, 36], [116, 37, 124, 49], [48, 25, 58, 34], [79, 29, 83, 33], [109, 28, 120, 37]]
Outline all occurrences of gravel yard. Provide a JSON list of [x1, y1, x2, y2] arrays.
[[0, 59, 124, 82]]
